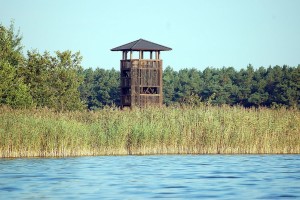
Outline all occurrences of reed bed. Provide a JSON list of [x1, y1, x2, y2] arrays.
[[0, 105, 299, 157]]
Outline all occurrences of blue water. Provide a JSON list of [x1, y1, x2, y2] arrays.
[[0, 155, 300, 199]]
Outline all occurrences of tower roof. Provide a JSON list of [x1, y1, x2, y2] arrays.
[[111, 39, 172, 51]]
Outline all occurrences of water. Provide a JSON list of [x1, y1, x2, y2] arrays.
[[0, 155, 300, 199]]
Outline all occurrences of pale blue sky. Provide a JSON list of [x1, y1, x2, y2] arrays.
[[1, 0, 299, 71]]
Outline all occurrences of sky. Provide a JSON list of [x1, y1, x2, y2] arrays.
[[1, 0, 300, 71]]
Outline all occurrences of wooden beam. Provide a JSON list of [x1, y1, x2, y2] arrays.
[[159, 60, 163, 106]]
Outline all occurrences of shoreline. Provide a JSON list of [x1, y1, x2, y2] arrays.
[[2, 152, 300, 159]]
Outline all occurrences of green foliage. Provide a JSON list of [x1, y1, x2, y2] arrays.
[[18, 50, 85, 111], [79, 68, 119, 109], [163, 66, 177, 105], [1, 21, 299, 110], [0, 21, 84, 110], [0, 21, 24, 67], [0, 22, 33, 108], [162, 64, 300, 109], [79, 64, 299, 110], [0, 61, 33, 108]]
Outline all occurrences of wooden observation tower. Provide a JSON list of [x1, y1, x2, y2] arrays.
[[111, 39, 172, 108]]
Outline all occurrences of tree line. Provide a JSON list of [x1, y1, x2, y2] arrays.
[[1, 22, 299, 110]]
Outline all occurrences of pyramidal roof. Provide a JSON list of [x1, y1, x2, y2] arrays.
[[111, 39, 172, 51]]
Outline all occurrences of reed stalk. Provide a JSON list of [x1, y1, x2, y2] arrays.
[[0, 105, 299, 157]]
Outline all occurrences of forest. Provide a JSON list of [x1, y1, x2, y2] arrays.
[[1, 22, 299, 110]]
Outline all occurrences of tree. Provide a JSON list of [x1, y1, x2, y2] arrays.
[[0, 21, 24, 67], [174, 68, 202, 102], [248, 66, 269, 107], [79, 68, 120, 110], [288, 65, 300, 108], [0, 21, 33, 108], [235, 64, 255, 107], [51, 51, 85, 111], [200, 67, 220, 103], [18, 50, 85, 111], [163, 66, 177, 105], [0, 60, 33, 108]]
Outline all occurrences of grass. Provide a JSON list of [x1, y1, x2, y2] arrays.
[[0, 105, 299, 157]]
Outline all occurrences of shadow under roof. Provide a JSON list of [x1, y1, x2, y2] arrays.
[[111, 39, 172, 51]]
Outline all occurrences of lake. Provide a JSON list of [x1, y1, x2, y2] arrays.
[[0, 155, 300, 199]]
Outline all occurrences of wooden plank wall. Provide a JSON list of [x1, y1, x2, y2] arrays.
[[120, 59, 163, 107]]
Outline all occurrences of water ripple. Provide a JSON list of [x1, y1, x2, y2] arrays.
[[0, 155, 300, 199]]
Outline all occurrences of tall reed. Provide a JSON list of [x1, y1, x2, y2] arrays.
[[0, 105, 299, 157]]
